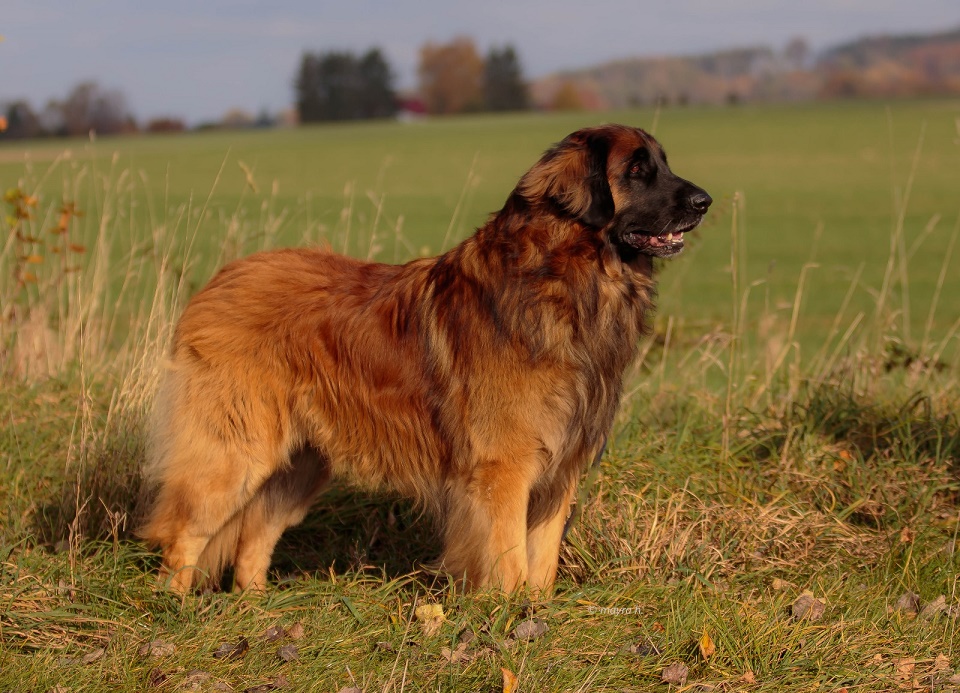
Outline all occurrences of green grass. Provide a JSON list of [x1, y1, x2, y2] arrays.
[[1, 101, 960, 691], [3, 100, 959, 347]]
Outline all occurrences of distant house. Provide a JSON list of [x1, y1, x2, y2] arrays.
[[396, 96, 427, 122]]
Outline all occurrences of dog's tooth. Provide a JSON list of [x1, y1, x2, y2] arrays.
[[665, 232, 674, 241]]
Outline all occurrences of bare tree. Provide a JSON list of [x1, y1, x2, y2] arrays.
[[60, 81, 132, 136]]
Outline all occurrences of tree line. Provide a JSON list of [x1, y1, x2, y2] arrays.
[[1, 36, 529, 139], [295, 36, 529, 123]]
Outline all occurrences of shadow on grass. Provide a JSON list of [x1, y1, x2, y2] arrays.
[[31, 430, 442, 586], [736, 375, 960, 527]]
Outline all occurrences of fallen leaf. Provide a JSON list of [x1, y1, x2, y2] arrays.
[[920, 595, 948, 619], [698, 629, 716, 659], [512, 617, 549, 641], [458, 629, 476, 646], [895, 657, 915, 680], [895, 591, 921, 615], [243, 676, 288, 693], [139, 640, 175, 658], [415, 603, 445, 637], [740, 670, 756, 684], [286, 622, 305, 640], [181, 670, 217, 692], [791, 592, 825, 621], [440, 642, 471, 663], [147, 667, 167, 688], [263, 625, 285, 642], [213, 637, 250, 660], [771, 578, 788, 590], [899, 526, 915, 543], [502, 667, 519, 693], [81, 648, 105, 665], [183, 670, 212, 684], [621, 639, 661, 656], [336, 689, 362, 693], [661, 662, 689, 685], [948, 673, 960, 685], [277, 644, 298, 662], [934, 653, 951, 671]]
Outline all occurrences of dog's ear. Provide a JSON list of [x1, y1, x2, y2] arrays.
[[517, 129, 615, 228]]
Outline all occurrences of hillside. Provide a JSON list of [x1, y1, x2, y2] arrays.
[[531, 26, 960, 108]]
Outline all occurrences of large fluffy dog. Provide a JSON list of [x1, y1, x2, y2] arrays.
[[141, 124, 711, 594]]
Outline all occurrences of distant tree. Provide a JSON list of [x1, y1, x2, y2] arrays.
[[60, 81, 132, 136], [295, 48, 397, 122], [418, 37, 484, 114], [358, 49, 398, 118], [0, 100, 43, 139], [146, 117, 186, 133], [550, 82, 585, 110], [483, 44, 529, 111], [221, 108, 255, 128]]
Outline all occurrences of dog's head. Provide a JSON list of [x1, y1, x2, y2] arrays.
[[517, 125, 711, 259]]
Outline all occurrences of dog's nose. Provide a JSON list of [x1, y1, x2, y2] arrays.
[[689, 191, 712, 214]]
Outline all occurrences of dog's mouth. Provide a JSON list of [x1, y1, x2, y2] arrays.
[[619, 218, 701, 258]]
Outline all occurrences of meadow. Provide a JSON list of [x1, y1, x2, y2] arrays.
[[1, 99, 959, 691]]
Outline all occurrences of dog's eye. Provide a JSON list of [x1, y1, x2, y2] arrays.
[[629, 163, 642, 176]]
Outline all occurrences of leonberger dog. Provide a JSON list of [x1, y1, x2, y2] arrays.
[[141, 124, 712, 595]]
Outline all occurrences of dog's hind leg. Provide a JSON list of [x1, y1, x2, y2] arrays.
[[143, 442, 270, 594], [142, 411, 289, 592], [232, 447, 331, 592]]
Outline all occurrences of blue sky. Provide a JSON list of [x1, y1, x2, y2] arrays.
[[3, 1, 959, 124]]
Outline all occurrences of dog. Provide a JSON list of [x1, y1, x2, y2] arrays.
[[140, 124, 711, 595]]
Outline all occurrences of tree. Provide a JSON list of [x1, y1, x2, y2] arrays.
[[0, 101, 42, 139], [550, 82, 585, 111], [418, 37, 484, 114], [295, 48, 397, 123], [357, 49, 398, 119], [484, 45, 529, 111], [59, 81, 132, 136]]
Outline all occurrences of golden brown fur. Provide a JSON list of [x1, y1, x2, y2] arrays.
[[140, 124, 711, 594]]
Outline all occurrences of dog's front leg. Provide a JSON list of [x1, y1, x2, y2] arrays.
[[439, 458, 533, 591]]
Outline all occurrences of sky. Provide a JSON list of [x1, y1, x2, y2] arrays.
[[3, 1, 959, 125]]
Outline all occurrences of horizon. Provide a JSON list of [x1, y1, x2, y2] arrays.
[[4, 1, 959, 125]]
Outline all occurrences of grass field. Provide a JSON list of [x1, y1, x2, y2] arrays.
[[1, 100, 960, 691]]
